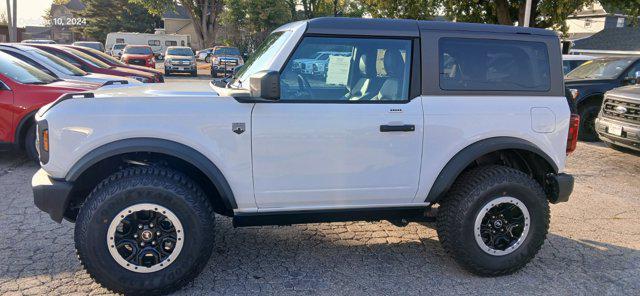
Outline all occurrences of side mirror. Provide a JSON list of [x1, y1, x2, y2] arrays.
[[249, 70, 279, 100]]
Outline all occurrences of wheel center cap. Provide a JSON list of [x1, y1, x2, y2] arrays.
[[493, 220, 503, 228], [141, 230, 154, 241]]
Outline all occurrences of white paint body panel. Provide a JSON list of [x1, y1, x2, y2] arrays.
[[251, 99, 423, 209]]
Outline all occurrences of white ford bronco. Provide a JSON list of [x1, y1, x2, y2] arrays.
[[32, 18, 578, 294]]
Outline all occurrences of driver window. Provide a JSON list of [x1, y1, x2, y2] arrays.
[[280, 37, 412, 102]]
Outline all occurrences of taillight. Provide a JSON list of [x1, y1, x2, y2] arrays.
[[566, 114, 580, 155]]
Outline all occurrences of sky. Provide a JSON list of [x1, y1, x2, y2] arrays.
[[1, 0, 53, 27]]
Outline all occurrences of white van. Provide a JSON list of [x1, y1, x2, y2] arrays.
[[105, 32, 190, 58]]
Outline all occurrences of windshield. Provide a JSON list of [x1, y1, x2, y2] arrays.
[[214, 47, 240, 55], [236, 31, 291, 87], [30, 48, 87, 76], [566, 58, 634, 79], [63, 47, 112, 69], [74, 42, 103, 51], [113, 44, 126, 50], [79, 47, 126, 66], [167, 48, 193, 56], [124, 46, 153, 55], [0, 51, 58, 84]]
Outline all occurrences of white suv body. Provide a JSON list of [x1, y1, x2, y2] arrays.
[[32, 18, 577, 294]]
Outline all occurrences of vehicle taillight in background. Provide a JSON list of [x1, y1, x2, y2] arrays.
[[566, 114, 580, 155]]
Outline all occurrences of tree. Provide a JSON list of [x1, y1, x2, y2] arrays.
[[441, 0, 595, 33], [0, 11, 6, 25], [131, 0, 223, 48], [75, 0, 159, 42], [220, 0, 292, 53], [602, 0, 640, 26], [359, 0, 439, 19]]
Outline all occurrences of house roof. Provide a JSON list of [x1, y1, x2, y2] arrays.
[[65, 0, 85, 11], [572, 27, 640, 51], [162, 5, 190, 20]]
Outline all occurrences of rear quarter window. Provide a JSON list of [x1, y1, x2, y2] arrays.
[[439, 38, 550, 92]]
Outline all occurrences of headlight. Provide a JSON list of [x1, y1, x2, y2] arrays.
[[129, 76, 148, 83], [569, 88, 579, 100]]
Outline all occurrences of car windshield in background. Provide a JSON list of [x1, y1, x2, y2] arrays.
[[84, 47, 126, 65], [31, 48, 87, 76], [167, 48, 193, 56], [236, 31, 291, 86], [74, 42, 103, 51], [0, 51, 58, 84], [113, 44, 126, 50], [63, 47, 112, 69], [125, 46, 153, 55], [214, 47, 240, 55], [566, 58, 635, 80]]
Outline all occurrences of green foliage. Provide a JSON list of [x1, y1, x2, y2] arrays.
[[75, 0, 159, 42], [220, 0, 293, 53], [360, 0, 439, 19], [602, 0, 640, 26]]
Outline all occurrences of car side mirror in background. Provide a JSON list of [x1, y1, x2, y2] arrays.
[[249, 70, 279, 100]]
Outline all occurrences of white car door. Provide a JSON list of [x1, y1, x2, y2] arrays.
[[251, 36, 423, 210]]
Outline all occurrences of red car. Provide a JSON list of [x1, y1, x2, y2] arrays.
[[27, 44, 158, 83], [120, 45, 156, 68], [66, 45, 164, 82], [0, 51, 97, 159]]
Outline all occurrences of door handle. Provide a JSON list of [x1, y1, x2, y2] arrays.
[[380, 124, 415, 132]]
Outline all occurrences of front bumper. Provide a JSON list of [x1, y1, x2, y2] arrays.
[[596, 117, 640, 151], [32, 168, 73, 223], [547, 173, 574, 203], [165, 64, 196, 72]]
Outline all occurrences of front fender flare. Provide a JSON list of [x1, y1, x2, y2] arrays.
[[425, 137, 558, 203], [65, 137, 237, 210]]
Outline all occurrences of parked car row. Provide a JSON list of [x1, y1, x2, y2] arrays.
[[563, 55, 640, 153], [291, 51, 352, 77], [0, 42, 165, 160]]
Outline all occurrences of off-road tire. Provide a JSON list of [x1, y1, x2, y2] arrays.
[[75, 166, 215, 295], [437, 165, 549, 276], [578, 103, 600, 142], [24, 124, 38, 161], [191, 70, 197, 77]]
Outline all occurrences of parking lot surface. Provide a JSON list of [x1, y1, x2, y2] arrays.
[[1, 121, 639, 294]]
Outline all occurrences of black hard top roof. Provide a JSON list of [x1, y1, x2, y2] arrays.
[[305, 17, 558, 38]]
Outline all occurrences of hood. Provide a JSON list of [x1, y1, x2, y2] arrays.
[[606, 85, 640, 100], [564, 78, 615, 85], [92, 80, 218, 98], [122, 53, 153, 59], [166, 54, 195, 60], [111, 66, 155, 78], [48, 80, 100, 91], [125, 64, 163, 75]]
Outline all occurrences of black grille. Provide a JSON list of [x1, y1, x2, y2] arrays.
[[128, 59, 146, 66], [602, 95, 640, 125]]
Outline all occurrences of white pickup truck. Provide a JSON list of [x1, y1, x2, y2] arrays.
[[33, 18, 577, 294]]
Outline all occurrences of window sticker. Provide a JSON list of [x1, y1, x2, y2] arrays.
[[326, 55, 351, 86]]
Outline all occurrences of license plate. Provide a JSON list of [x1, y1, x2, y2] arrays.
[[178, 67, 184, 71], [608, 124, 623, 136]]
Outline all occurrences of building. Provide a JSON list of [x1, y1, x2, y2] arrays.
[[571, 27, 640, 56], [49, 0, 85, 43], [565, 2, 630, 41], [162, 5, 200, 49], [0, 25, 25, 42], [23, 26, 52, 40]]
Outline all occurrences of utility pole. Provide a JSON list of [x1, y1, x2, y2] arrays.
[[523, 0, 532, 27], [5, 0, 14, 42], [11, 0, 16, 41]]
